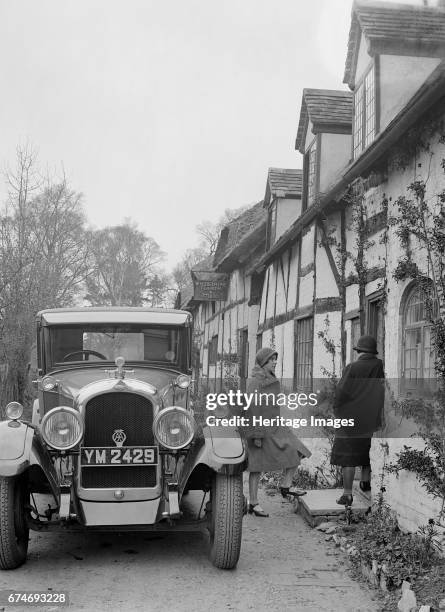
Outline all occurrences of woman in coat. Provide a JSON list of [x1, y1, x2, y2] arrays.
[[244, 347, 311, 517], [330, 334, 385, 506]]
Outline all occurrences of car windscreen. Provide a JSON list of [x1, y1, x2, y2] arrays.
[[48, 324, 182, 367]]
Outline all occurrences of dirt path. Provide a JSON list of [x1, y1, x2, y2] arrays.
[[0, 488, 379, 612]]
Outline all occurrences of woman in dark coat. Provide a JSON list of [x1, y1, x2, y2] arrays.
[[244, 347, 311, 517], [330, 335, 385, 506]]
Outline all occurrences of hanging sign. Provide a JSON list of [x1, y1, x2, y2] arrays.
[[192, 271, 229, 301]]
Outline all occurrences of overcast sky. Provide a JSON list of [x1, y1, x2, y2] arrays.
[[0, 0, 418, 270]]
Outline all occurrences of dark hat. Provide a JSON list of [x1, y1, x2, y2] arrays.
[[353, 335, 378, 354], [255, 347, 278, 367]]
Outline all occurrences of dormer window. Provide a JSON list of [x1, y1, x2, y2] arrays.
[[266, 201, 277, 249], [353, 63, 376, 159], [303, 137, 319, 210]]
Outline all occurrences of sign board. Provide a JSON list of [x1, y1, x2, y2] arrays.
[[192, 271, 229, 301]]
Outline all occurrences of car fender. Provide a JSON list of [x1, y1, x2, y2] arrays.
[[180, 426, 246, 489], [0, 421, 59, 499]]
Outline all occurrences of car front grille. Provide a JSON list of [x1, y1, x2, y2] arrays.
[[81, 392, 157, 489]]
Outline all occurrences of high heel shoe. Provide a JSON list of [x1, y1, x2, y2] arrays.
[[359, 481, 371, 492], [248, 503, 269, 517], [336, 493, 353, 506], [280, 487, 307, 499]]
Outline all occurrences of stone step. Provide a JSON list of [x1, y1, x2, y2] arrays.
[[297, 488, 371, 527]]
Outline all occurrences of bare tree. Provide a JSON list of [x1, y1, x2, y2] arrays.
[[85, 221, 167, 307], [172, 247, 208, 294], [196, 205, 250, 254], [0, 146, 90, 405]]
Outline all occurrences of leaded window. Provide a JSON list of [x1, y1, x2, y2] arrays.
[[402, 285, 437, 388], [353, 63, 376, 159], [295, 317, 313, 392]]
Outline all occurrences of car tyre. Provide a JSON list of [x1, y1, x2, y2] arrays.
[[0, 475, 29, 570], [208, 473, 243, 570]]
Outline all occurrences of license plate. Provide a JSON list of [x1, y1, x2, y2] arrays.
[[81, 446, 158, 466]]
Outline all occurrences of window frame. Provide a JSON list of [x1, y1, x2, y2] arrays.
[[349, 316, 361, 363], [366, 290, 385, 362], [294, 316, 313, 392], [400, 283, 438, 396], [302, 136, 320, 211], [353, 59, 379, 160]]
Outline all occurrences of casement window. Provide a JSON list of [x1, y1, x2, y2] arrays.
[[208, 334, 218, 365], [353, 63, 376, 159], [295, 317, 313, 391], [367, 292, 385, 360], [303, 138, 318, 211], [350, 317, 361, 362], [266, 202, 277, 249], [401, 284, 438, 394]]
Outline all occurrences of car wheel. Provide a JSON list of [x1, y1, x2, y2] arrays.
[[0, 475, 29, 570], [208, 473, 243, 569]]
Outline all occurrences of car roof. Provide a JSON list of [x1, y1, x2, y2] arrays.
[[37, 307, 192, 326]]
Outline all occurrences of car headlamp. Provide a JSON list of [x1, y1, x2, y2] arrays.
[[42, 376, 58, 391], [174, 374, 191, 389], [41, 406, 83, 450], [5, 402, 24, 420], [153, 406, 195, 449]]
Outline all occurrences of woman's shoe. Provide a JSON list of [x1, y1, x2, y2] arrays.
[[280, 487, 307, 499], [248, 504, 269, 517], [336, 493, 353, 506], [359, 481, 371, 492]]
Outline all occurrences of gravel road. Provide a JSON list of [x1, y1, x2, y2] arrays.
[[0, 489, 379, 612]]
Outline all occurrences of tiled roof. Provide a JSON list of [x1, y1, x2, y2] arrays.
[[295, 89, 353, 153], [213, 201, 266, 268], [344, 0, 445, 86], [266, 168, 302, 202], [191, 254, 214, 272]]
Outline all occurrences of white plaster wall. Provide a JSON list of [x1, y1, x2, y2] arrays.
[[281, 320, 295, 382], [380, 55, 441, 132], [262, 329, 273, 350], [315, 241, 340, 299], [258, 268, 269, 324], [275, 255, 286, 316], [275, 197, 302, 242], [345, 285, 360, 312], [300, 225, 315, 268], [248, 304, 260, 374], [319, 133, 352, 193], [265, 263, 277, 320], [370, 439, 444, 533], [298, 273, 314, 308], [288, 248, 299, 310]]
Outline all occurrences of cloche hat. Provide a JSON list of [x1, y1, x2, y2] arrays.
[[255, 347, 278, 367], [353, 335, 378, 354]]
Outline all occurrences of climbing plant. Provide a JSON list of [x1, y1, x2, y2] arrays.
[[386, 142, 445, 524]]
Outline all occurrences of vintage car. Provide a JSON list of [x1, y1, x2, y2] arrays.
[[0, 308, 246, 570]]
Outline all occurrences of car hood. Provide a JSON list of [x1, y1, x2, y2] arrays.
[[41, 366, 182, 406]]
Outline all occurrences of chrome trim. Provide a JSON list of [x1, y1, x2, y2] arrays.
[[76, 377, 162, 502], [41, 406, 84, 450], [76, 378, 158, 408], [79, 498, 162, 526]]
